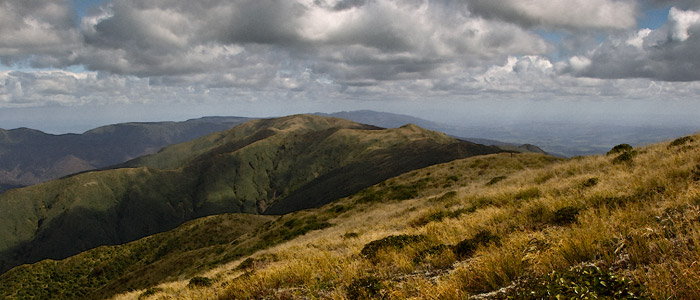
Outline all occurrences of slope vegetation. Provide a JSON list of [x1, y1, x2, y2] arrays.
[[93, 134, 700, 300], [0, 115, 501, 276]]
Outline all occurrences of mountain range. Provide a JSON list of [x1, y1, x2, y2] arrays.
[[0, 115, 505, 277], [0, 117, 251, 193], [0, 111, 543, 195]]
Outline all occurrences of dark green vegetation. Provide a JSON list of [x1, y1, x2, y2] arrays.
[[494, 265, 648, 299], [0, 115, 503, 278], [361, 234, 427, 261], [346, 276, 386, 300], [0, 116, 251, 192], [453, 230, 500, 259], [0, 213, 270, 300], [0, 206, 346, 300]]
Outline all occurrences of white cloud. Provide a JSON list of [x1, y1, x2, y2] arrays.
[[0, 0, 80, 66], [669, 7, 700, 41], [467, 0, 639, 30], [562, 7, 700, 81]]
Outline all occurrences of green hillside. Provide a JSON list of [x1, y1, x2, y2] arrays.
[[0, 115, 502, 277], [85, 134, 700, 300]]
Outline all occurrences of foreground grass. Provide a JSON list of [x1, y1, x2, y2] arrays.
[[114, 134, 699, 299]]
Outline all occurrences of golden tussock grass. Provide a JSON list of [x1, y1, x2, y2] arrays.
[[113, 134, 700, 299]]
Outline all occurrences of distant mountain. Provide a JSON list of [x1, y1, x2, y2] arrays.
[[319, 110, 547, 154], [0, 117, 251, 193], [0, 111, 547, 196], [0, 115, 504, 275]]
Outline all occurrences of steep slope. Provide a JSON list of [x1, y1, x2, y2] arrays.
[[0, 115, 503, 275], [0, 151, 550, 300], [0, 117, 250, 192], [0, 213, 274, 300], [90, 134, 700, 300]]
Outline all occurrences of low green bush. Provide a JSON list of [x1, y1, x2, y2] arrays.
[[187, 276, 213, 288], [454, 230, 500, 259], [552, 206, 581, 226], [494, 265, 648, 299], [361, 234, 426, 260], [581, 177, 599, 188], [668, 136, 694, 148], [346, 276, 386, 300], [138, 287, 163, 300], [608, 144, 633, 155]]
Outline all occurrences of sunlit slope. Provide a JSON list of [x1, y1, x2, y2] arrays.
[[0, 114, 501, 275], [0, 150, 542, 300], [104, 134, 700, 300]]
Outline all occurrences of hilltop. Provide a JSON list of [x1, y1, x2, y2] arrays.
[[0, 111, 547, 195], [7, 133, 693, 300], [0, 115, 503, 277]]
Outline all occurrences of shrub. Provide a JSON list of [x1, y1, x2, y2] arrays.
[[581, 177, 599, 188], [361, 234, 426, 260], [236, 257, 255, 270], [346, 276, 386, 300], [356, 189, 386, 203], [454, 230, 500, 259], [342, 232, 359, 239], [187, 276, 213, 288], [613, 152, 634, 164], [389, 185, 420, 200], [487, 176, 507, 186], [414, 244, 456, 269], [494, 265, 648, 299], [607, 144, 633, 155], [138, 287, 163, 300], [552, 206, 581, 226], [447, 175, 459, 182], [668, 136, 694, 148]]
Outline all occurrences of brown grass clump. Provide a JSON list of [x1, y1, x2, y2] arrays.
[[112, 134, 700, 300]]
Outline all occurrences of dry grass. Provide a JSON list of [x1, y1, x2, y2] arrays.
[[112, 134, 700, 300]]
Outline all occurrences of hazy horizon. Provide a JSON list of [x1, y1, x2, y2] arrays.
[[2, 0, 700, 142]]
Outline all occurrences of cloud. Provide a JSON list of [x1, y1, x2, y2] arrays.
[[67, 0, 552, 88], [563, 7, 700, 81], [0, 0, 80, 67], [2, 0, 700, 112], [466, 0, 639, 31]]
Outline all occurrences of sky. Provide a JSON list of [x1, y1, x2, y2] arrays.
[[1, 0, 700, 133]]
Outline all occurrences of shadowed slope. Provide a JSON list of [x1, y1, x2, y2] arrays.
[[0, 115, 503, 275], [0, 117, 250, 192]]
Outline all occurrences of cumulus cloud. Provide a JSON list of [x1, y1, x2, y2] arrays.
[[44, 0, 551, 92], [466, 0, 639, 30], [0, 0, 80, 67], [563, 7, 700, 81], [2, 0, 700, 111]]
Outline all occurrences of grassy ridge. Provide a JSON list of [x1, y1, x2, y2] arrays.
[[107, 134, 700, 299], [0, 115, 502, 278]]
